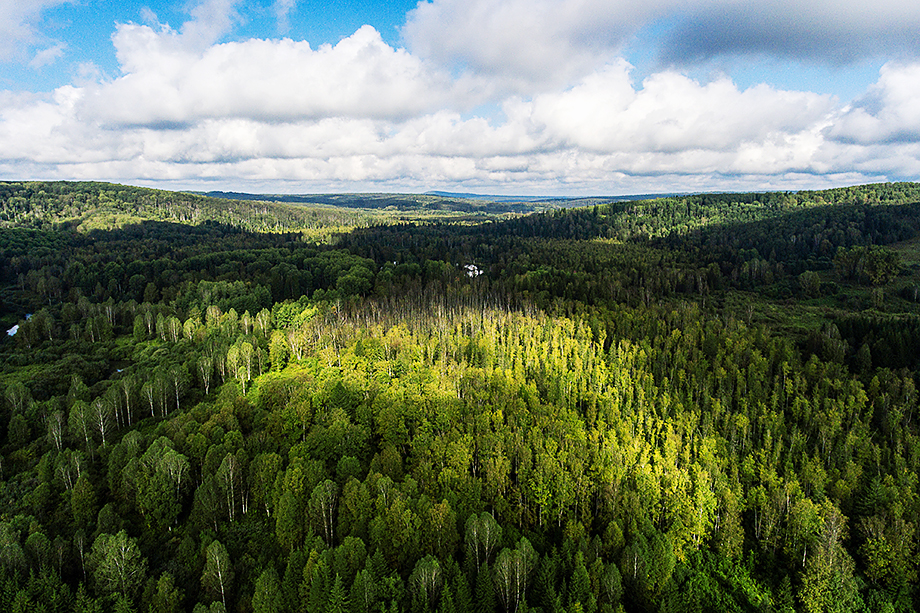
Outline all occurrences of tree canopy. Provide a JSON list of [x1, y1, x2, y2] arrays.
[[0, 181, 919, 612]]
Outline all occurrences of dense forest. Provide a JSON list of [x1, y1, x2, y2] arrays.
[[0, 182, 556, 240], [0, 180, 918, 613]]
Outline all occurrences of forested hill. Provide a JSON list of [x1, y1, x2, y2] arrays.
[[0, 181, 919, 613], [6, 180, 919, 237], [200, 191, 555, 215], [0, 182, 558, 235], [0, 181, 371, 236], [481, 182, 920, 242]]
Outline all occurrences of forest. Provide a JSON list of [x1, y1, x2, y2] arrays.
[[0, 180, 918, 613]]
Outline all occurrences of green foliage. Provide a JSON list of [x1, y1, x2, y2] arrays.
[[71, 474, 98, 529], [493, 538, 538, 613], [251, 567, 282, 613], [90, 530, 147, 597], [201, 540, 233, 609], [150, 572, 183, 613], [411, 555, 443, 612], [1, 180, 920, 613], [834, 245, 901, 285]]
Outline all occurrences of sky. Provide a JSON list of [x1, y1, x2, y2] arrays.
[[1, 0, 919, 196]]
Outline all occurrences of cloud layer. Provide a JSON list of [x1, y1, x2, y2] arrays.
[[660, 0, 920, 65], [403, 0, 920, 86], [1, 0, 919, 194]]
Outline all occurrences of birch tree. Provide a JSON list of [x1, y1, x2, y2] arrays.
[[202, 540, 233, 610]]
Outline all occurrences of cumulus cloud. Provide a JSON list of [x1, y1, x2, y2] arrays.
[[827, 63, 920, 145], [0, 52, 882, 193], [82, 24, 458, 127], [521, 63, 834, 154], [403, 0, 668, 91], [2, 0, 919, 193], [0, 0, 69, 62]]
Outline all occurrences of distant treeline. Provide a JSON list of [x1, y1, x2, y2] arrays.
[[0, 181, 368, 234]]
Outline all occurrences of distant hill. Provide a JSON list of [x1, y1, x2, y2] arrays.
[[7, 181, 919, 240], [0, 181, 559, 235], [201, 190, 561, 214], [424, 190, 686, 203], [201, 191, 331, 204], [201, 189, 558, 204], [203, 189, 686, 206], [0, 181, 368, 235], [423, 191, 571, 203]]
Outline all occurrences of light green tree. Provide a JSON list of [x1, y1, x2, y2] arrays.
[[798, 502, 862, 613], [202, 540, 233, 610], [251, 567, 282, 613], [90, 530, 147, 596], [493, 538, 537, 613], [410, 555, 442, 612], [151, 571, 183, 613]]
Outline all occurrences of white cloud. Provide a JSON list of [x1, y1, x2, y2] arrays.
[[0, 87, 89, 163], [0, 56, 886, 194], [29, 42, 66, 68], [403, 0, 665, 91], [83, 24, 457, 127], [827, 63, 920, 145], [274, 0, 297, 33], [2, 1, 919, 195], [404, 0, 920, 93], [0, 0, 69, 62], [181, 0, 242, 49], [139, 7, 160, 28], [524, 63, 835, 156]]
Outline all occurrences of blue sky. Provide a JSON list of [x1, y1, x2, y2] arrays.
[[2, 1, 419, 91], [1, 0, 919, 195]]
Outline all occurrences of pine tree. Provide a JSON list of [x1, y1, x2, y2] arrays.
[[252, 568, 282, 613], [326, 573, 349, 613], [475, 563, 496, 613]]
